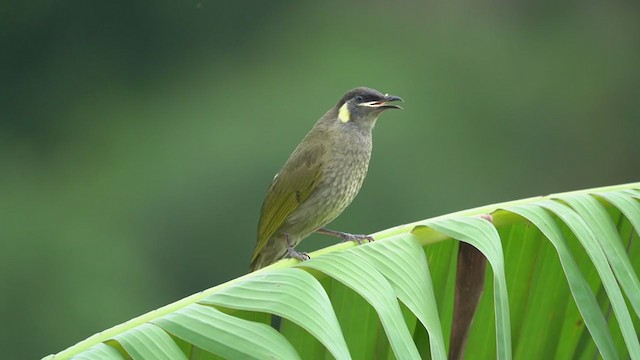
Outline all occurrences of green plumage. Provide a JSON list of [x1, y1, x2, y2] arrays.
[[250, 87, 403, 271]]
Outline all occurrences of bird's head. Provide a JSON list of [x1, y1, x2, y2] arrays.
[[334, 87, 403, 130]]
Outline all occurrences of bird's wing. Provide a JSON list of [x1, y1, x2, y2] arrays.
[[251, 140, 325, 262]]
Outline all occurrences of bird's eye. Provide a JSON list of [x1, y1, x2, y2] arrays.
[[355, 95, 364, 102]]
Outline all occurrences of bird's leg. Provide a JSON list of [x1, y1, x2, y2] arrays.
[[284, 233, 310, 261], [316, 228, 374, 245]]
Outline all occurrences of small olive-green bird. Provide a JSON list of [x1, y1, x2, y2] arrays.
[[250, 87, 403, 271]]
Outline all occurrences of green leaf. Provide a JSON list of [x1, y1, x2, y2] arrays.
[[111, 323, 186, 360], [47, 182, 640, 360], [415, 217, 512, 360], [152, 304, 300, 360], [299, 250, 422, 359], [562, 194, 640, 318], [198, 268, 349, 360], [598, 190, 640, 246], [503, 204, 617, 360], [71, 343, 123, 360], [539, 199, 640, 358], [348, 234, 447, 360]]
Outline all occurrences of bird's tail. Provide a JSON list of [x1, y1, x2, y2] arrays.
[[249, 254, 270, 272], [249, 240, 288, 272]]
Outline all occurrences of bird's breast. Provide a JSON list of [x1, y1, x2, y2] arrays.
[[322, 144, 371, 202], [283, 133, 373, 235], [299, 136, 373, 224]]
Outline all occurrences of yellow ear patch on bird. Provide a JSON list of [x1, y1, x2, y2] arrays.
[[338, 103, 350, 123]]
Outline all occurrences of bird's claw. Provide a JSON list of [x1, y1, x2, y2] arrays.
[[285, 233, 310, 261], [341, 234, 375, 245], [287, 248, 310, 261]]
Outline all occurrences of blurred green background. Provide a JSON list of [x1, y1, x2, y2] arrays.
[[2, 1, 639, 358]]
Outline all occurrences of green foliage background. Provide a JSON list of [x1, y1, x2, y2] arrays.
[[1, 1, 638, 358]]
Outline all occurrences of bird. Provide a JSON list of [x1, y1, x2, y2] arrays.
[[250, 87, 403, 271]]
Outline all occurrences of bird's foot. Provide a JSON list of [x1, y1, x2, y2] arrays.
[[286, 246, 310, 261], [317, 228, 374, 245], [340, 233, 375, 245], [284, 234, 310, 261]]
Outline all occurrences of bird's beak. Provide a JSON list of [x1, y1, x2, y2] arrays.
[[358, 94, 404, 110]]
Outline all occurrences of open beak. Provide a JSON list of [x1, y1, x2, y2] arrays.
[[359, 94, 404, 110]]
